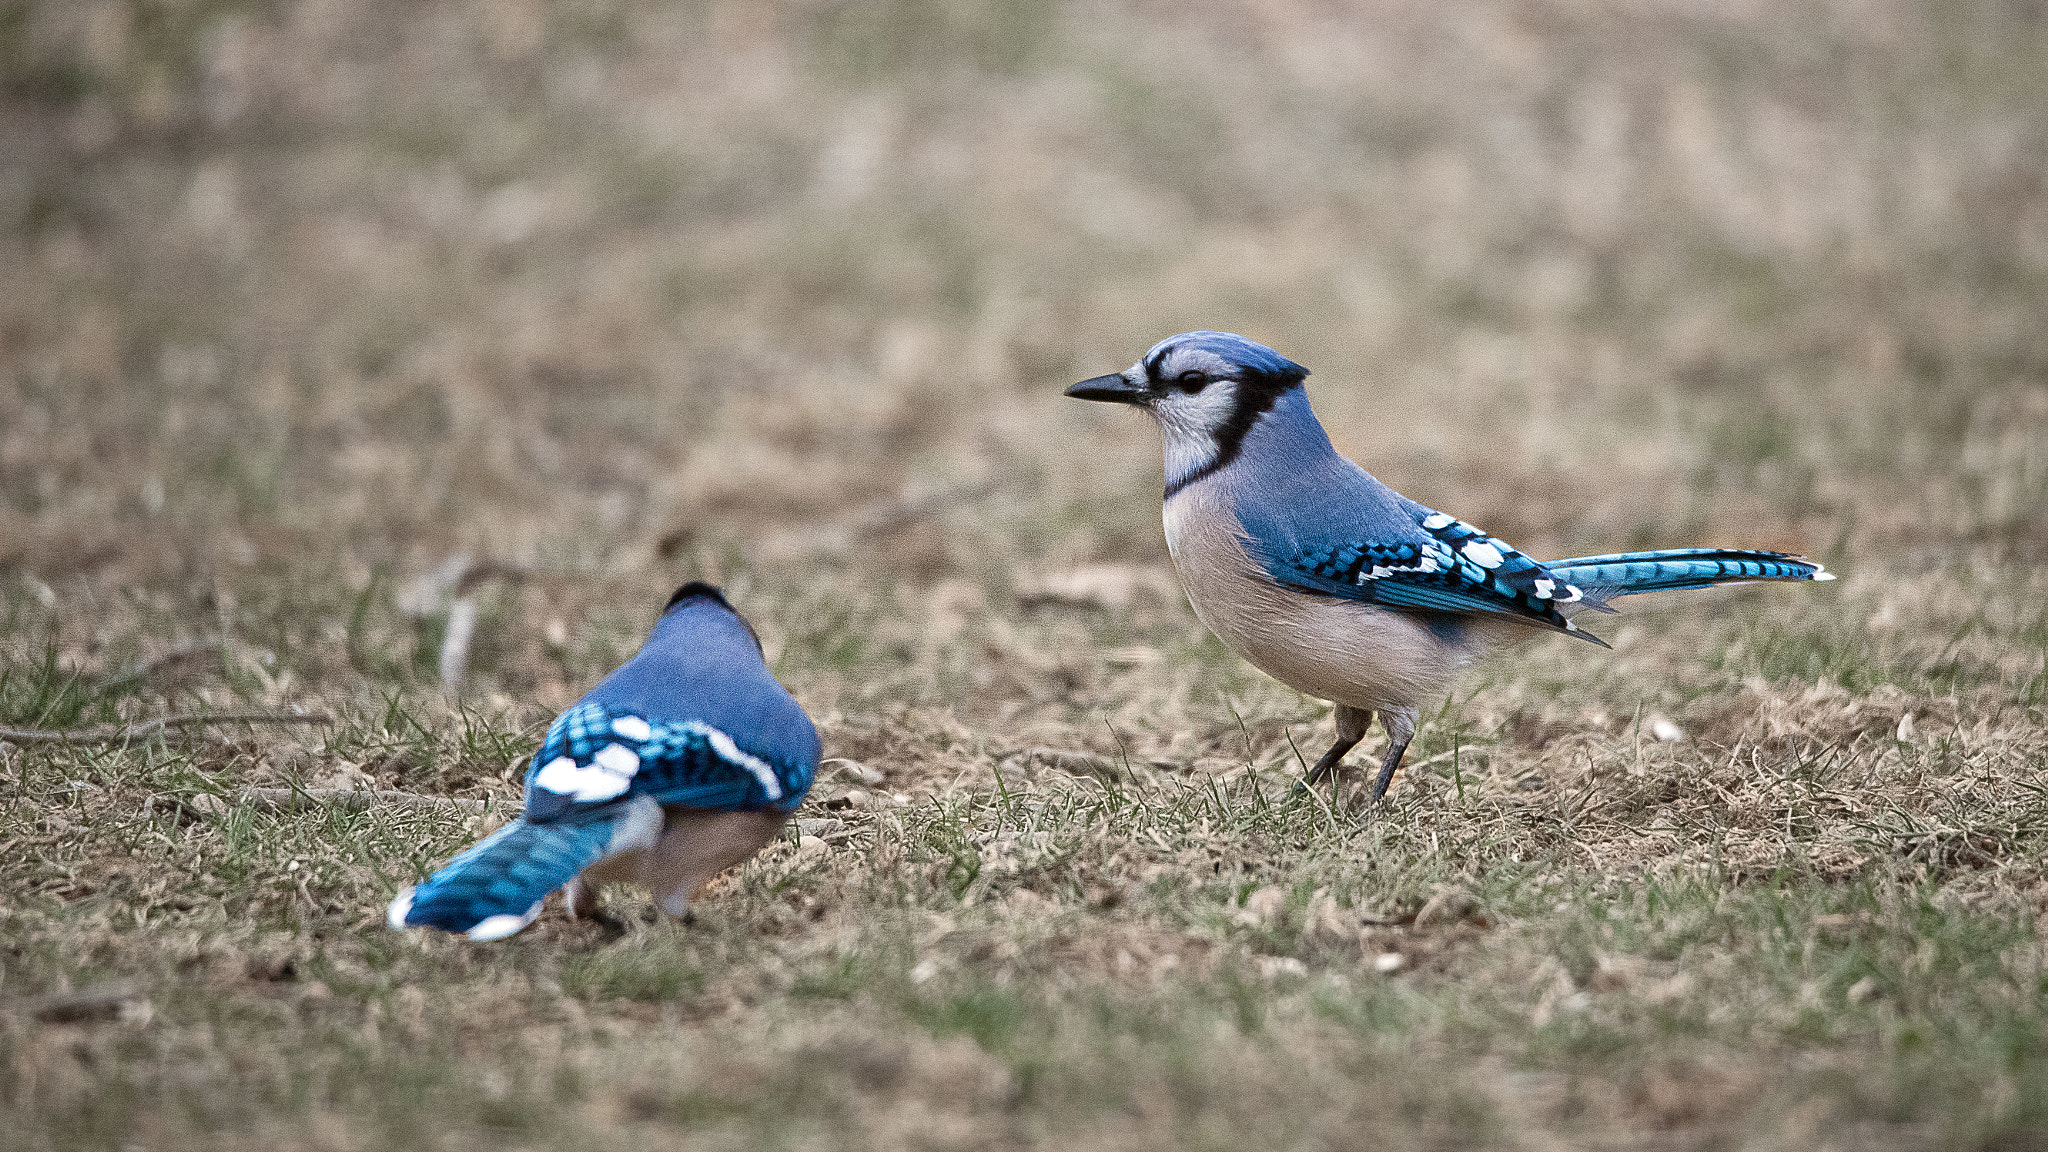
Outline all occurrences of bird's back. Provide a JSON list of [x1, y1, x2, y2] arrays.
[[579, 597, 820, 776], [1186, 389, 1420, 559]]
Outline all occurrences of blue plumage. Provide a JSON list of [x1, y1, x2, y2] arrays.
[[392, 816, 625, 939], [1067, 332, 1834, 803], [1140, 330, 1309, 381], [1545, 549, 1826, 597], [1265, 498, 1596, 642], [389, 583, 820, 940]]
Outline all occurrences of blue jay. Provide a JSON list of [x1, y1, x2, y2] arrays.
[[1066, 331, 1833, 803], [388, 582, 820, 940]]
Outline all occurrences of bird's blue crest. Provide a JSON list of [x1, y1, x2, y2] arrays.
[[1144, 331, 1308, 381]]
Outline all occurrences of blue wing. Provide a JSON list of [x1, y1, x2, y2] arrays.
[[1258, 502, 1609, 646], [518, 701, 818, 826], [389, 702, 809, 941]]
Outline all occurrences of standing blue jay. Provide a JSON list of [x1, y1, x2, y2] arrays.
[[388, 583, 820, 940], [1066, 331, 1833, 803]]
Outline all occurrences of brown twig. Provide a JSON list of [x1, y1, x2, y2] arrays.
[[409, 556, 545, 691], [225, 787, 492, 817], [0, 710, 333, 747], [146, 788, 497, 822], [27, 982, 147, 1024]]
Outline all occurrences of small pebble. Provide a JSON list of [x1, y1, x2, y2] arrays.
[[825, 758, 886, 785], [1257, 956, 1308, 979]]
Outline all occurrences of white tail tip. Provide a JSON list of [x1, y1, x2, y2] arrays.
[[386, 887, 416, 931], [465, 900, 545, 942]]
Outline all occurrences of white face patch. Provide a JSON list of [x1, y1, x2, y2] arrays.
[[1152, 379, 1244, 487], [1151, 378, 1242, 437]]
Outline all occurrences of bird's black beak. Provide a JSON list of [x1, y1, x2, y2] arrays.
[[1064, 372, 1149, 405]]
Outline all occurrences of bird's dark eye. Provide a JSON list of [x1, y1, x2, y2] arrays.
[[1176, 370, 1207, 391]]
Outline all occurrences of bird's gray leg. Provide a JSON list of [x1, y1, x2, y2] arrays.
[[1303, 704, 1374, 789], [1369, 706, 1420, 802], [563, 876, 601, 919]]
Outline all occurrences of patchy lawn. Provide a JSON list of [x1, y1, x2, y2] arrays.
[[4, 0, 2048, 1148]]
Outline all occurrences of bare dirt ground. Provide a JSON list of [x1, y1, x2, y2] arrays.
[[3, 1, 2047, 1148]]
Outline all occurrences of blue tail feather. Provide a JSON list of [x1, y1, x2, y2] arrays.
[[1545, 548, 1831, 599], [391, 815, 621, 940]]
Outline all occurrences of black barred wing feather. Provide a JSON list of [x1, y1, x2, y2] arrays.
[[1268, 509, 1608, 646], [520, 702, 814, 824]]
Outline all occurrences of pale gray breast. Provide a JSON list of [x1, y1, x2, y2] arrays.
[[1163, 486, 1494, 713]]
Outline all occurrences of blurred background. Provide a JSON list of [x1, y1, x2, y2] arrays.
[[7, 10, 2048, 1144], [2, 0, 2046, 662]]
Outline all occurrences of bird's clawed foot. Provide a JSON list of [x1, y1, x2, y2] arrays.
[[1295, 705, 1417, 810], [562, 879, 631, 935], [564, 877, 600, 919], [564, 878, 624, 925], [1293, 704, 1370, 807], [1366, 706, 1419, 804], [657, 886, 701, 927]]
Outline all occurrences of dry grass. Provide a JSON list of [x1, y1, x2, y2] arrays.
[[4, 0, 2048, 1148]]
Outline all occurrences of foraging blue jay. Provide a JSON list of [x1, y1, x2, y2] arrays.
[[1066, 331, 1833, 802], [388, 583, 819, 940]]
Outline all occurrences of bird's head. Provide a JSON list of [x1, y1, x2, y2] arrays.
[[1066, 332, 1311, 491], [661, 581, 764, 656]]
